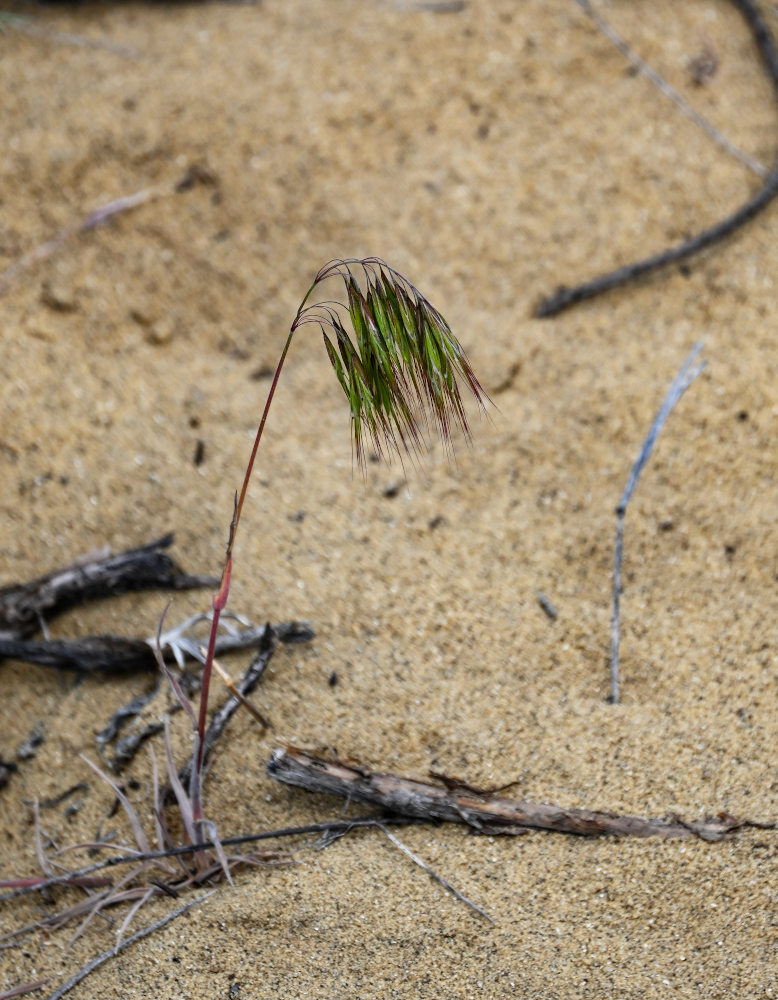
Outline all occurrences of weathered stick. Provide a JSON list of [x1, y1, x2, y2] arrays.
[[268, 746, 773, 842]]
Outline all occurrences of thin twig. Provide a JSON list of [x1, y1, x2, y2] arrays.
[[42, 891, 215, 1000], [0, 188, 163, 295], [378, 824, 494, 923], [0, 168, 215, 297], [577, 0, 767, 177], [610, 342, 706, 703], [0, 819, 419, 906], [536, 0, 778, 316]]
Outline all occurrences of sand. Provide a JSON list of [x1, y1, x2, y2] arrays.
[[1, 0, 778, 996]]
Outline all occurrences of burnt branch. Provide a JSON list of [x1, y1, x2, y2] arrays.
[[0, 619, 313, 675], [0, 534, 215, 642]]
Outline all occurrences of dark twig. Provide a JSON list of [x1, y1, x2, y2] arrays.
[[0, 534, 215, 642], [0, 819, 419, 906], [0, 635, 161, 675], [175, 625, 278, 793], [109, 723, 165, 772], [0, 620, 313, 675], [535, 0, 778, 317], [37, 783, 89, 811], [610, 343, 706, 703], [267, 745, 772, 842], [96, 690, 160, 747]]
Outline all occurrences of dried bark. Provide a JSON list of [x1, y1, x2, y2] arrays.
[[268, 746, 774, 843]]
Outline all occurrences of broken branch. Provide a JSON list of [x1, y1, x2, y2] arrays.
[[267, 746, 774, 842]]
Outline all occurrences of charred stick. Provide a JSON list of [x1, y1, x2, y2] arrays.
[[268, 746, 774, 842], [0, 620, 313, 675], [0, 534, 215, 642], [97, 689, 161, 746], [0, 635, 158, 674], [111, 723, 165, 772]]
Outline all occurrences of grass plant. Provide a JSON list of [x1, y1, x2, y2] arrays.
[[0, 257, 487, 999], [192, 257, 488, 819]]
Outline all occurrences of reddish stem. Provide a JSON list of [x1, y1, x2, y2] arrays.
[[193, 328, 295, 796]]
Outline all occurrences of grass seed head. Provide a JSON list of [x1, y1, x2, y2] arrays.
[[297, 258, 488, 466]]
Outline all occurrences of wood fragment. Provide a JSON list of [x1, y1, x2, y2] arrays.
[[0, 758, 18, 791], [537, 591, 558, 620], [110, 723, 165, 772], [96, 689, 160, 747], [267, 746, 774, 842], [38, 782, 89, 811], [0, 620, 312, 675], [0, 635, 162, 675]]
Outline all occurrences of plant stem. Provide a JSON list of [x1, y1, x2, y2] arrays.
[[193, 328, 295, 811]]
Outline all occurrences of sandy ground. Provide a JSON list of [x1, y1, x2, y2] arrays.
[[1, 0, 778, 996]]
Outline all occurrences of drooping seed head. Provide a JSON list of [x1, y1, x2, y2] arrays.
[[294, 258, 489, 467]]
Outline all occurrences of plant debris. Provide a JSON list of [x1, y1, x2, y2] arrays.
[[267, 746, 775, 842], [0, 534, 215, 643]]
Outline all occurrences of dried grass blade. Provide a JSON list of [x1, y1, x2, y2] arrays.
[[80, 756, 152, 857], [162, 717, 197, 847], [199, 818, 233, 887], [114, 885, 156, 948], [0, 980, 49, 999], [32, 801, 55, 877]]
